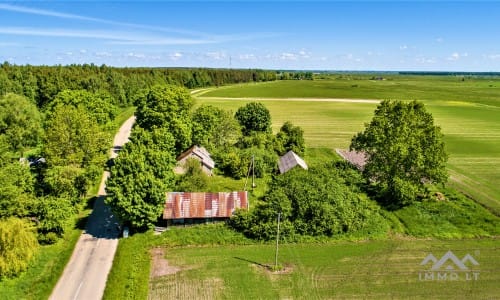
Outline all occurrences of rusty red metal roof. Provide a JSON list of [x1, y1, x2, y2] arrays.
[[164, 191, 248, 219]]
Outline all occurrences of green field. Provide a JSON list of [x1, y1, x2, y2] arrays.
[[105, 225, 499, 300], [195, 77, 500, 214]]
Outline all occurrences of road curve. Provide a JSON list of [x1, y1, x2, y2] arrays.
[[50, 116, 136, 300]]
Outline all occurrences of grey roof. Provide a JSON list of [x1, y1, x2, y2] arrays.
[[278, 150, 308, 174], [177, 145, 215, 169]]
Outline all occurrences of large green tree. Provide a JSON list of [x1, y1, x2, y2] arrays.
[[43, 105, 109, 168], [0, 93, 43, 156], [275, 121, 305, 156], [350, 100, 448, 206], [235, 102, 272, 135], [105, 127, 176, 229], [192, 104, 241, 151], [135, 85, 193, 153]]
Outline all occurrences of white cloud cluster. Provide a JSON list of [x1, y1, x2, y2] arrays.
[[447, 52, 468, 61]]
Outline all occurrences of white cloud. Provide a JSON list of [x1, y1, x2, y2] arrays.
[[94, 51, 112, 57], [205, 51, 226, 60], [239, 54, 256, 60], [447, 52, 468, 61], [400, 45, 408, 50], [435, 37, 444, 43], [126, 52, 145, 59], [416, 55, 436, 64], [169, 52, 183, 60], [280, 52, 297, 60], [80, 49, 87, 54], [485, 53, 500, 60]]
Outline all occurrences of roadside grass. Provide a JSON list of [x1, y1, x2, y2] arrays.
[[195, 87, 500, 214]]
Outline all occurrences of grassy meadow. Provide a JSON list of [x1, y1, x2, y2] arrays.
[[196, 76, 500, 214]]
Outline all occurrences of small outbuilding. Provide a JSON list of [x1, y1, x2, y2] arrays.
[[335, 149, 367, 170], [278, 150, 308, 174], [175, 145, 215, 175]]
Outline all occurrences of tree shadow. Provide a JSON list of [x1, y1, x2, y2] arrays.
[[233, 256, 268, 269]]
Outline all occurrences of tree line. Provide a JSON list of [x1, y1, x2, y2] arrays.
[[0, 62, 279, 108]]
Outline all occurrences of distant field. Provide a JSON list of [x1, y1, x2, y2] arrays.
[[149, 234, 498, 299], [195, 78, 500, 214], [201, 76, 500, 107]]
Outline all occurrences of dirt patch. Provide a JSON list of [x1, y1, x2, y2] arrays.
[[150, 248, 181, 278]]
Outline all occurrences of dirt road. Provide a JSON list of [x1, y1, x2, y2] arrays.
[[50, 116, 135, 300]]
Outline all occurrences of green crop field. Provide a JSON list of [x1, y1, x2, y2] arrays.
[[105, 225, 499, 300], [152, 239, 499, 299], [195, 77, 500, 214]]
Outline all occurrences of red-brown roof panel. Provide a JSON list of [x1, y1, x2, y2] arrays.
[[164, 192, 248, 219]]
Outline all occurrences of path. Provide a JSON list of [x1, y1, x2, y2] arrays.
[[195, 96, 381, 103], [50, 116, 136, 300]]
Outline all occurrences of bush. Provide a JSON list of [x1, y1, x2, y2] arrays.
[[0, 217, 39, 278]]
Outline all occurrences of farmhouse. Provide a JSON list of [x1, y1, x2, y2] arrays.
[[163, 191, 248, 222], [278, 150, 308, 174], [175, 145, 215, 175]]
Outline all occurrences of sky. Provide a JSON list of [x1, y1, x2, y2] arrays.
[[0, 1, 499, 71]]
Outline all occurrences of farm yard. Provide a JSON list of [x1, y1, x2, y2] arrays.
[[196, 76, 500, 214], [103, 75, 500, 299]]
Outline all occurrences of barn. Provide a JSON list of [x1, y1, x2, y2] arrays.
[[163, 191, 248, 223]]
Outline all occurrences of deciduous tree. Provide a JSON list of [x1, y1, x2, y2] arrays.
[[350, 100, 448, 206], [235, 102, 272, 135], [0, 93, 43, 156], [105, 127, 176, 229]]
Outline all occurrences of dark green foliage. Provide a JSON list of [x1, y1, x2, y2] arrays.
[[0, 217, 39, 278], [43, 166, 87, 200], [230, 163, 388, 240], [175, 158, 209, 192], [275, 121, 305, 156], [351, 100, 448, 207], [192, 105, 241, 151], [43, 105, 109, 168], [106, 127, 176, 230], [49, 90, 117, 125], [0, 93, 42, 155], [235, 102, 272, 135], [135, 85, 193, 153], [34, 196, 75, 242]]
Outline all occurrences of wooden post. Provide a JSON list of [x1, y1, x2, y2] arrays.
[[275, 212, 281, 270]]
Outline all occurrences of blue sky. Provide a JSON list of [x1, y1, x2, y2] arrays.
[[1, 1, 499, 71]]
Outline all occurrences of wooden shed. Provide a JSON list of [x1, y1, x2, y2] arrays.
[[175, 145, 215, 175], [278, 150, 308, 174]]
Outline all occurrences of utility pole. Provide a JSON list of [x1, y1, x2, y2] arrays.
[[275, 212, 281, 270], [251, 155, 256, 190]]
